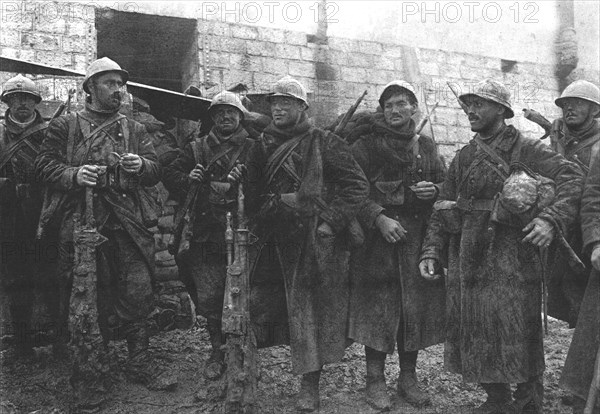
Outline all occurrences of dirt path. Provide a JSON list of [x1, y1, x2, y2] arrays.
[[0, 317, 576, 413]]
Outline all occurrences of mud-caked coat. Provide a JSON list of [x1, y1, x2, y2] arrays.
[[244, 116, 369, 374], [162, 126, 254, 319], [0, 109, 56, 339], [421, 125, 584, 383], [1, 109, 48, 249], [35, 106, 161, 329], [349, 116, 447, 354], [560, 151, 600, 402], [547, 119, 600, 326]]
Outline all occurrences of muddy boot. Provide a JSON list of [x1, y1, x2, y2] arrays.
[[513, 376, 543, 414], [296, 370, 321, 412], [397, 351, 431, 407], [123, 324, 178, 391], [204, 318, 225, 380], [475, 383, 515, 414], [364, 347, 391, 411]]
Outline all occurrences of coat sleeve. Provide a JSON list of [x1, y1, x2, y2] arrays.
[[420, 150, 459, 262], [321, 133, 369, 233], [520, 139, 585, 235], [162, 143, 196, 201], [35, 115, 80, 191], [132, 122, 161, 187], [581, 152, 600, 255], [351, 138, 383, 230]]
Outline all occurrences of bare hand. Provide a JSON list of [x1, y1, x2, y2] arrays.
[[189, 164, 206, 182], [419, 258, 442, 281], [76, 165, 99, 187], [591, 245, 600, 271], [412, 181, 437, 200], [376, 214, 407, 243], [227, 164, 246, 184], [522, 217, 555, 248], [120, 153, 143, 173], [317, 221, 334, 237]]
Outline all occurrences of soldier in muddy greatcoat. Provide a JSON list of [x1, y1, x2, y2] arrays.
[[35, 58, 175, 399], [546, 80, 600, 327], [348, 80, 446, 410], [560, 146, 600, 414], [230, 75, 369, 412], [0, 75, 56, 355], [162, 91, 255, 380], [419, 79, 584, 414]]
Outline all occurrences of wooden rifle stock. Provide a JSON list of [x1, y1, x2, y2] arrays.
[[222, 182, 257, 413], [334, 90, 368, 137]]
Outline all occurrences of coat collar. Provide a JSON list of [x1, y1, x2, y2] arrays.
[[206, 126, 248, 147]]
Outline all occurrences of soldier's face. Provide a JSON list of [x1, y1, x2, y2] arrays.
[[7, 93, 36, 123], [270, 96, 305, 128], [383, 93, 417, 129], [211, 106, 242, 135], [560, 98, 599, 128], [90, 72, 124, 110], [464, 96, 505, 133]]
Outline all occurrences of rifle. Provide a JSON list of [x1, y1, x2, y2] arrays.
[[416, 101, 439, 136], [447, 82, 469, 115], [334, 90, 368, 137], [168, 181, 201, 258], [522, 108, 553, 140], [222, 182, 257, 413], [52, 88, 76, 119], [69, 187, 109, 401]]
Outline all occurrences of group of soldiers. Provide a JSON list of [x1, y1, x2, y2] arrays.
[[1, 55, 599, 414]]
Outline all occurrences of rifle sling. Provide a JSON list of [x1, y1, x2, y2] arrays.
[[67, 113, 126, 163], [0, 122, 48, 170], [265, 132, 308, 187]]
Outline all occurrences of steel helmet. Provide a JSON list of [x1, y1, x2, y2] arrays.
[[460, 79, 514, 119], [83, 57, 129, 94], [267, 76, 308, 107], [208, 91, 245, 119], [1, 74, 42, 103], [379, 80, 418, 108], [555, 80, 600, 116]]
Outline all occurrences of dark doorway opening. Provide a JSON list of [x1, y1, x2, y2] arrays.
[[95, 9, 197, 92]]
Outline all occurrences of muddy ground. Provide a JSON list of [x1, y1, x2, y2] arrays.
[[0, 316, 577, 414]]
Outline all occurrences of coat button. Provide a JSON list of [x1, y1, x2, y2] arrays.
[[118, 133, 123, 138], [416, 154, 422, 160], [573, 140, 578, 145], [122, 193, 127, 197], [417, 169, 423, 173]]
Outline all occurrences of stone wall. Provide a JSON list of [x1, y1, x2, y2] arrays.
[[1, 3, 597, 287]]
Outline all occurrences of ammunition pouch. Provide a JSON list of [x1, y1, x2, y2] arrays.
[[371, 180, 405, 206], [433, 200, 462, 234]]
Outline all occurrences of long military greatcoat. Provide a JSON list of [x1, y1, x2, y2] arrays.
[[36, 106, 161, 330], [349, 118, 446, 354], [1, 110, 48, 266], [245, 116, 368, 375], [162, 126, 254, 320], [547, 119, 600, 326], [421, 125, 584, 383], [560, 151, 600, 401], [0, 109, 55, 339]]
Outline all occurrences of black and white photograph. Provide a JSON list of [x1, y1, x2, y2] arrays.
[[0, 1, 599, 413]]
